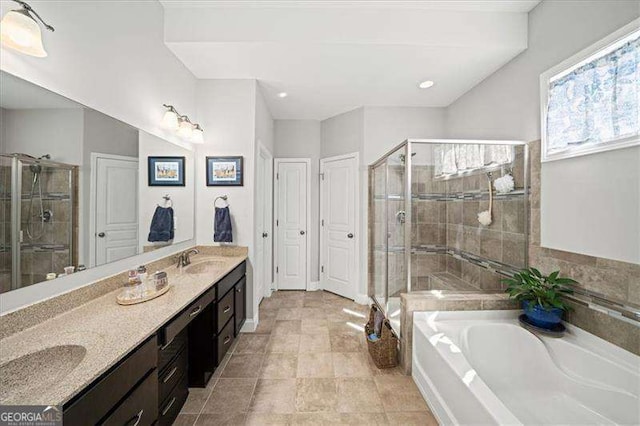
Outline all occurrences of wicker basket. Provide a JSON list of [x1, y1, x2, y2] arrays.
[[365, 305, 398, 369]]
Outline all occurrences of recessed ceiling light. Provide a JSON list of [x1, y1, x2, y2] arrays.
[[278, 92, 288, 98], [418, 80, 435, 89]]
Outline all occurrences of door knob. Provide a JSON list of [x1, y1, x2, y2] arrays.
[[98, 232, 106, 238], [300, 230, 306, 235], [262, 232, 268, 238], [347, 233, 354, 239]]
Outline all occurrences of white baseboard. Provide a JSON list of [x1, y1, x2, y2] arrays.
[[264, 287, 273, 298], [354, 293, 371, 305], [308, 281, 321, 291], [240, 318, 257, 332]]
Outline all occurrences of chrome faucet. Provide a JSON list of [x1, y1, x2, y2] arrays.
[[176, 248, 199, 268]]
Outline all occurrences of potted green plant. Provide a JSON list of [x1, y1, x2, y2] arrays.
[[503, 268, 577, 329]]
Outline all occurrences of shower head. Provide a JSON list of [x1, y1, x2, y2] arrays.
[[29, 163, 42, 174]]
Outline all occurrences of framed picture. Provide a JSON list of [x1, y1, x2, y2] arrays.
[[148, 156, 185, 186], [206, 156, 243, 186]]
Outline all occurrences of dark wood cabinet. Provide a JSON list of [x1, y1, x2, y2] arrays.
[[235, 276, 247, 336], [188, 261, 246, 387], [63, 336, 158, 426], [63, 260, 247, 426], [101, 370, 158, 426]]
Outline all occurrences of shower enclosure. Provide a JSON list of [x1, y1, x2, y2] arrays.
[[369, 139, 529, 332], [0, 154, 77, 292]]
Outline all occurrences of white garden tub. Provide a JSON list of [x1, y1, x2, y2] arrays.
[[412, 310, 639, 425]]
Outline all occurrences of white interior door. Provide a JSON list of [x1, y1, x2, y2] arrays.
[[95, 155, 139, 266], [321, 153, 358, 300], [256, 144, 273, 303], [275, 160, 309, 290]]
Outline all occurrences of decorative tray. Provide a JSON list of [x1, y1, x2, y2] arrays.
[[116, 285, 171, 306]]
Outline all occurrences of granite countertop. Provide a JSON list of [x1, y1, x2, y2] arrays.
[[0, 251, 247, 406]]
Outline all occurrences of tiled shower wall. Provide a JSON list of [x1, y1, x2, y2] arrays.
[[410, 145, 527, 292]]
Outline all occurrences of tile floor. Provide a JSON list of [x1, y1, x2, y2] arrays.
[[175, 290, 438, 425]]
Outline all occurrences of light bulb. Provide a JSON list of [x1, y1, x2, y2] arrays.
[[177, 116, 193, 139], [162, 108, 179, 130], [191, 125, 204, 144], [0, 10, 47, 57]]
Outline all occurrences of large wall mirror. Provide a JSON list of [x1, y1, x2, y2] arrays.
[[0, 71, 195, 294]]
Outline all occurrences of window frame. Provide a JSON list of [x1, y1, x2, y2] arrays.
[[540, 18, 640, 163]]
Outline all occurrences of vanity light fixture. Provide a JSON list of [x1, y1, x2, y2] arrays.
[[161, 104, 204, 144], [418, 80, 435, 89], [0, 0, 54, 58], [278, 92, 288, 98]]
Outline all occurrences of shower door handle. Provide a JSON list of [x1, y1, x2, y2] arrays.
[[98, 232, 105, 238]]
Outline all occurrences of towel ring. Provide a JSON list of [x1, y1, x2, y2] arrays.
[[161, 194, 173, 208], [214, 195, 229, 208]]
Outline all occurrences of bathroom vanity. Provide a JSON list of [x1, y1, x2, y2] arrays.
[[0, 249, 247, 426], [61, 260, 247, 426]]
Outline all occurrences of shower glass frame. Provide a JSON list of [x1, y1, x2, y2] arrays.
[[5, 154, 76, 291], [368, 139, 529, 321]]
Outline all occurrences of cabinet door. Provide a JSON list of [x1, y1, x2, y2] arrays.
[[101, 370, 158, 426], [234, 277, 247, 336]]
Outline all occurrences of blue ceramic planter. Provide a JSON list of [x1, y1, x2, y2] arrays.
[[522, 301, 563, 329]]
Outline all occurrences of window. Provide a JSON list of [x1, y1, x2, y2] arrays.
[[433, 144, 513, 178], [540, 19, 640, 162]]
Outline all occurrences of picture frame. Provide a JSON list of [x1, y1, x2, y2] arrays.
[[206, 156, 244, 186], [148, 156, 185, 186]]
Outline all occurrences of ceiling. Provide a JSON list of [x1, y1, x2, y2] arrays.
[[161, 0, 540, 120]]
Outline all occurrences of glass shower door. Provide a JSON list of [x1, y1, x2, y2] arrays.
[[0, 156, 13, 292], [386, 144, 408, 332], [19, 158, 74, 287], [371, 160, 388, 310]]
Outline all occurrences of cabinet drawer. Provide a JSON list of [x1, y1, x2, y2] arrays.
[[217, 289, 234, 334], [217, 317, 235, 365], [158, 327, 187, 373], [234, 277, 246, 336], [63, 336, 157, 426], [102, 370, 158, 426], [159, 347, 188, 404], [216, 261, 246, 299], [162, 287, 216, 346], [158, 373, 189, 426]]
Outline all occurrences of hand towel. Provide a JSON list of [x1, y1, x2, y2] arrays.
[[148, 206, 174, 242], [214, 206, 233, 243]]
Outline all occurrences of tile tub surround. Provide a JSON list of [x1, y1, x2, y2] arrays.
[[0, 248, 247, 406], [527, 140, 640, 355], [399, 291, 518, 374], [176, 290, 438, 426], [0, 245, 247, 340]]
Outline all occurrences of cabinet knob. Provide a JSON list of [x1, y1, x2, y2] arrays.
[[262, 232, 268, 238], [347, 233, 354, 239], [300, 230, 306, 235], [98, 232, 106, 238]]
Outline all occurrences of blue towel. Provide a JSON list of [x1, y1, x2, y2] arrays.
[[148, 206, 174, 242], [214, 206, 233, 242]]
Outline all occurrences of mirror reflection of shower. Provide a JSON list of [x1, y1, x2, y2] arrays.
[[26, 154, 53, 240]]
